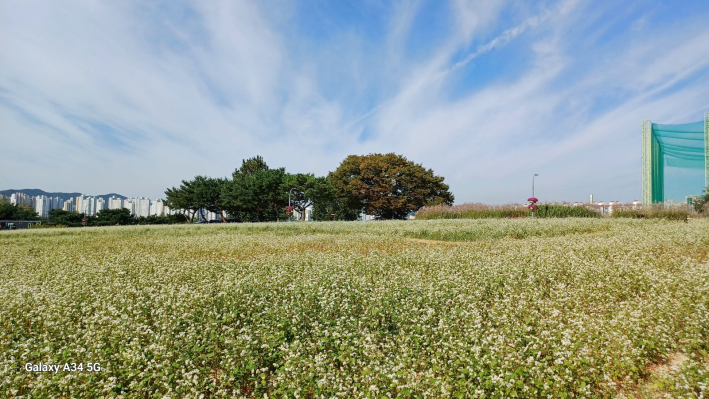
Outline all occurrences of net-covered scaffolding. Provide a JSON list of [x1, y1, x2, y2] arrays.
[[641, 114, 709, 204]]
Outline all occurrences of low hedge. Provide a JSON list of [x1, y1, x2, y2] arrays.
[[611, 209, 689, 221], [416, 205, 600, 220]]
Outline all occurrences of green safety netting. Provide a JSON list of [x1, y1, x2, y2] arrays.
[[643, 119, 707, 203]]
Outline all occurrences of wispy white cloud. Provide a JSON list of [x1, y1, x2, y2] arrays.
[[1, 0, 708, 202]]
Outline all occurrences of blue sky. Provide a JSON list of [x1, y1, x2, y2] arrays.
[[1, 0, 708, 203]]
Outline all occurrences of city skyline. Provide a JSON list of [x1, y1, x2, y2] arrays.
[[2, 1, 709, 203], [4, 190, 180, 219]]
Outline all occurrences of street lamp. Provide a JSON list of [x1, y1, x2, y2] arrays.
[[531, 174, 539, 219], [288, 188, 297, 221], [288, 188, 297, 208]]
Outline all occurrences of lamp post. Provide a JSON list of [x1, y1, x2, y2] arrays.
[[288, 188, 297, 221], [530, 174, 539, 219], [288, 188, 296, 208]]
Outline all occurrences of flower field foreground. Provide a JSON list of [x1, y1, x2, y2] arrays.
[[1, 219, 708, 398]]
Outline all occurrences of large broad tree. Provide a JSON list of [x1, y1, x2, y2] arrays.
[[329, 153, 454, 219]]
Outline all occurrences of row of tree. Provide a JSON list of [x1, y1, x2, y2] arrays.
[[0, 198, 39, 220], [46, 208, 187, 227], [0, 153, 453, 225], [164, 153, 454, 221]]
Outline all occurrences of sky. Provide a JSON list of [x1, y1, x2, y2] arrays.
[[1, 0, 708, 204]]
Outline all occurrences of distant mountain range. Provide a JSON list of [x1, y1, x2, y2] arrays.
[[1, 189, 127, 202]]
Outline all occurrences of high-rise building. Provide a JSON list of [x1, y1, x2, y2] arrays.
[[76, 195, 86, 215], [51, 197, 63, 210], [95, 198, 105, 214], [6, 193, 178, 218], [108, 197, 123, 210], [63, 198, 75, 212], [33, 196, 42, 217], [33, 195, 53, 218], [10, 192, 30, 206], [123, 198, 135, 216], [76, 195, 99, 216], [150, 199, 166, 216], [135, 198, 150, 217]]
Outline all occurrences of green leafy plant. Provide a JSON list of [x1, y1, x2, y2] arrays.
[[28, 223, 67, 229]]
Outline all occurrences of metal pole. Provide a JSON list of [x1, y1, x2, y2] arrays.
[[288, 188, 296, 220], [288, 188, 296, 208], [704, 113, 708, 192], [532, 174, 538, 219]]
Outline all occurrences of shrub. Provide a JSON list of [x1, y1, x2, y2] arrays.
[[611, 204, 690, 221], [28, 223, 68, 229], [416, 203, 600, 219], [416, 203, 528, 220], [534, 204, 600, 218], [691, 189, 709, 213]]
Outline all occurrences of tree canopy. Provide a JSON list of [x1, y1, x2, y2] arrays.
[[192, 176, 227, 222], [0, 197, 40, 220], [47, 209, 85, 227], [93, 208, 135, 226], [328, 153, 454, 219], [223, 157, 288, 222], [283, 173, 334, 221], [164, 180, 199, 222], [310, 179, 360, 221], [162, 153, 454, 222]]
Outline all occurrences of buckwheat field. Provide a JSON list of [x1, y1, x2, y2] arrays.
[[2, 219, 708, 398]]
